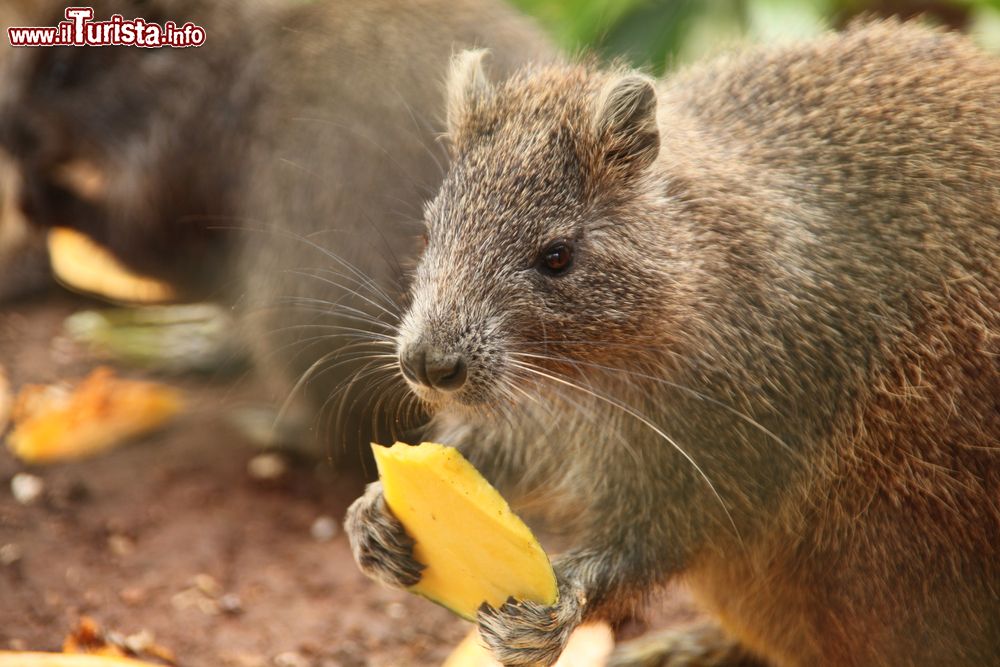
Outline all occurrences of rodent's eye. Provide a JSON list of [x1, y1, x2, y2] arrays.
[[538, 240, 574, 276]]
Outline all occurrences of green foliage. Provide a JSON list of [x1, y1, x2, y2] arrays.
[[512, 0, 1000, 73]]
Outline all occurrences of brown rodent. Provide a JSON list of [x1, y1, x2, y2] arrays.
[[0, 0, 258, 294], [0, 2, 52, 302], [346, 21, 1000, 666], [232, 0, 551, 453], [0, 0, 551, 451]]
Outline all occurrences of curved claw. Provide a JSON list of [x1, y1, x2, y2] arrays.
[[476, 583, 585, 666]]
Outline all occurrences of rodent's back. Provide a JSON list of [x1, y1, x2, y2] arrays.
[[664, 21, 999, 277], [639, 22, 999, 463], [647, 23, 1000, 663], [653, 21, 999, 462]]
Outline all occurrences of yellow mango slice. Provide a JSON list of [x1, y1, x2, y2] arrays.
[[48, 227, 175, 304], [6, 367, 183, 464], [442, 624, 615, 667], [0, 655, 160, 667], [372, 442, 558, 620]]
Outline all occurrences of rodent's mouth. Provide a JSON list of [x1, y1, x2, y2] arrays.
[[400, 369, 508, 412], [403, 380, 480, 409]]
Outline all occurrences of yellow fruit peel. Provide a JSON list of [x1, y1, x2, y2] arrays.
[[372, 442, 558, 620], [48, 227, 175, 304], [0, 654, 161, 667], [6, 367, 183, 464]]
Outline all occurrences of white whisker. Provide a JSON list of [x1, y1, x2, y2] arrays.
[[507, 358, 742, 544]]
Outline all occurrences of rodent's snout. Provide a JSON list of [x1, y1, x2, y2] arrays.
[[399, 342, 468, 392]]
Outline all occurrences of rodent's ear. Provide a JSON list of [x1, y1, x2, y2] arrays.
[[593, 74, 659, 179], [445, 49, 493, 151]]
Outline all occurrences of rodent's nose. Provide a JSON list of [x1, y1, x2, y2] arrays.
[[399, 343, 467, 392]]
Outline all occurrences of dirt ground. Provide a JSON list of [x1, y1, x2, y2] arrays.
[[0, 291, 695, 667]]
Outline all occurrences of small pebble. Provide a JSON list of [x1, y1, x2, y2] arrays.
[[170, 588, 200, 612], [386, 602, 407, 620], [11, 473, 44, 505], [124, 629, 154, 654], [120, 586, 148, 606], [273, 651, 311, 667], [0, 543, 23, 566], [247, 453, 287, 480], [108, 534, 135, 556], [219, 592, 244, 615], [194, 573, 223, 597], [310, 515, 339, 542]]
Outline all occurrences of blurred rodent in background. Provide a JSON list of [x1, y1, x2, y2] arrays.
[[0, 0, 552, 455], [347, 21, 1000, 667]]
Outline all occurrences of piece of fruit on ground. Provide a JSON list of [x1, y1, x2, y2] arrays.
[[372, 442, 558, 620], [48, 227, 175, 304], [6, 367, 183, 464]]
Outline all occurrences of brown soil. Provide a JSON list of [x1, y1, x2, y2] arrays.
[[0, 292, 695, 667]]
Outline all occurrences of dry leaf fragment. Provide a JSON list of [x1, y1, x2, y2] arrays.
[[60, 616, 175, 665]]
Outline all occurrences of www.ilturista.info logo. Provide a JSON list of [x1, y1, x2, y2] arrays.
[[8, 7, 206, 48]]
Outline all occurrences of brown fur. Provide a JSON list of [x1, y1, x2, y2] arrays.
[[347, 20, 999, 666]]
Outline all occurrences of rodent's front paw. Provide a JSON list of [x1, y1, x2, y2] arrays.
[[344, 481, 424, 588], [477, 582, 585, 667]]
